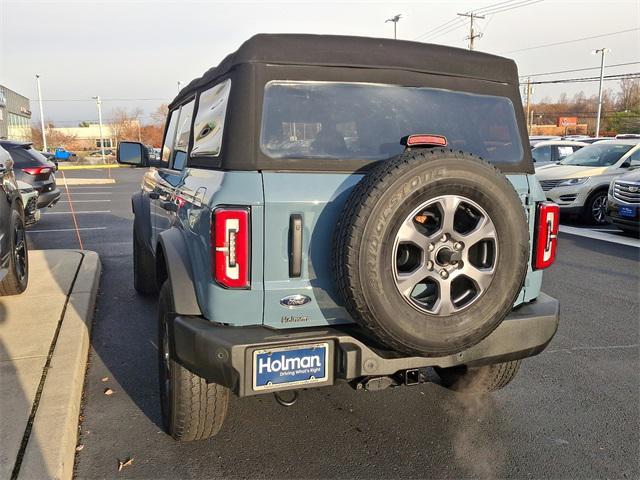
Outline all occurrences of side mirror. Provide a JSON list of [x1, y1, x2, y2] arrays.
[[117, 141, 149, 167], [620, 161, 631, 169]]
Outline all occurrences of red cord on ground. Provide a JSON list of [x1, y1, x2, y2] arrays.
[[60, 171, 84, 250]]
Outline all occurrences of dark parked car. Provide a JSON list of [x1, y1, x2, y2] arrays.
[[0, 141, 61, 208], [117, 34, 560, 441], [0, 145, 28, 295], [606, 169, 640, 235]]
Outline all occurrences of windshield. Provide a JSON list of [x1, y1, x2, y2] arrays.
[[260, 81, 524, 164], [559, 143, 633, 167]]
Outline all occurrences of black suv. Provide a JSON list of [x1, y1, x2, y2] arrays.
[[0, 140, 61, 209], [0, 145, 29, 295]]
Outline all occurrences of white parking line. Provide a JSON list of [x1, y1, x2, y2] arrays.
[[64, 192, 113, 195], [27, 227, 107, 233], [43, 210, 111, 215], [57, 200, 111, 203], [559, 225, 640, 248]]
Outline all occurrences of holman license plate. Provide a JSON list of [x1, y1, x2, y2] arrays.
[[253, 343, 329, 391], [619, 205, 636, 218]]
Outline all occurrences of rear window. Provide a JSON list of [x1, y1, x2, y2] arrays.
[[260, 81, 524, 165], [8, 146, 49, 167]]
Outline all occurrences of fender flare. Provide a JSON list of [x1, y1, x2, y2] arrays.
[[157, 228, 202, 316], [132, 191, 153, 252]]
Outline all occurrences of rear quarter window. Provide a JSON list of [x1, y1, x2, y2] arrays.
[[260, 81, 524, 165]]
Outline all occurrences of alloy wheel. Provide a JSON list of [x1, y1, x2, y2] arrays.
[[393, 195, 498, 316]]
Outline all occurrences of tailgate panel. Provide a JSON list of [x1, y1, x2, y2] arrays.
[[262, 172, 362, 328]]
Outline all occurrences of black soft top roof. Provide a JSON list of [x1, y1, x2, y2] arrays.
[[170, 33, 518, 108]]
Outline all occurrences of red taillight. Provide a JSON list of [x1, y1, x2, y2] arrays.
[[405, 134, 448, 147], [212, 207, 250, 288], [23, 167, 51, 175], [533, 201, 559, 270]]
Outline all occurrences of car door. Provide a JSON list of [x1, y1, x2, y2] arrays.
[[150, 107, 182, 247], [153, 99, 196, 240]]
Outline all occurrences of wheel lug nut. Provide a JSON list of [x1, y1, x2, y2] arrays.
[[427, 243, 435, 252], [453, 242, 463, 251], [440, 270, 449, 279], [426, 260, 434, 270]]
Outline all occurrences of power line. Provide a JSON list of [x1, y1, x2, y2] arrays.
[[519, 61, 640, 78], [477, 0, 543, 16], [501, 27, 640, 54], [415, 0, 544, 44], [527, 72, 639, 85]]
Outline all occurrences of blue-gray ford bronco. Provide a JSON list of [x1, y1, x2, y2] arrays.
[[117, 34, 560, 441]]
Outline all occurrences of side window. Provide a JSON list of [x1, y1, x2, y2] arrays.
[[171, 99, 195, 171], [627, 148, 640, 167], [191, 79, 231, 157], [160, 110, 180, 167], [532, 145, 551, 163], [557, 145, 574, 160]]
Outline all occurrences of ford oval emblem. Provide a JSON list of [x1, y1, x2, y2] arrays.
[[280, 294, 312, 308]]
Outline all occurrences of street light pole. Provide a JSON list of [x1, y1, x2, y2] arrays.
[[92, 96, 106, 163], [385, 14, 402, 40], [593, 48, 610, 138], [35, 75, 47, 152]]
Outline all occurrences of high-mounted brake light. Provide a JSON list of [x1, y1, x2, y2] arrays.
[[402, 134, 448, 148], [22, 167, 51, 175], [533, 201, 559, 270], [212, 207, 250, 288]]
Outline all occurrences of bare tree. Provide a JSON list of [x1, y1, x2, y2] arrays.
[[108, 107, 144, 143], [616, 78, 640, 111]]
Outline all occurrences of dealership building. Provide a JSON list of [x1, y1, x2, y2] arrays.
[[0, 85, 32, 142]]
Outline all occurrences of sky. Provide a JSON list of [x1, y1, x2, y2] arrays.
[[0, 0, 638, 126]]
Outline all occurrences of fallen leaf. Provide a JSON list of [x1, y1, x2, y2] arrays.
[[76, 444, 84, 452], [118, 457, 134, 472], [101, 377, 109, 382], [104, 388, 113, 396]]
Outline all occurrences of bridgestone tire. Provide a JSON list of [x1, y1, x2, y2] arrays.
[[133, 226, 158, 295], [0, 207, 29, 296], [434, 360, 521, 393], [334, 149, 529, 356], [158, 282, 230, 441]]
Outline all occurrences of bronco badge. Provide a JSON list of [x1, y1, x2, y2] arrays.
[[280, 294, 312, 308]]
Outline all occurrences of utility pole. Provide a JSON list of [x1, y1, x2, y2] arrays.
[[385, 14, 402, 39], [92, 96, 106, 163], [35, 75, 47, 152], [525, 77, 532, 134], [593, 47, 610, 137], [457, 12, 485, 50]]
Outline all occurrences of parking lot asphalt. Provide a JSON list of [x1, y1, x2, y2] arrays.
[[27, 167, 639, 479]]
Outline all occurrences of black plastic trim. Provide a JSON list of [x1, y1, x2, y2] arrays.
[[172, 292, 559, 397]]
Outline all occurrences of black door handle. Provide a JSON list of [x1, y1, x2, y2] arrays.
[[289, 214, 303, 277], [149, 192, 160, 199]]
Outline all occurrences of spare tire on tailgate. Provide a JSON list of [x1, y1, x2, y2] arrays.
[[334, 148, 529, 357]]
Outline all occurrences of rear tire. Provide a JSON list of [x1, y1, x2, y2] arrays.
[[0, 206, 29, 296], [435, 360, 521, 394], [158, 281, 230, 441], [133, 227, 158, 295]]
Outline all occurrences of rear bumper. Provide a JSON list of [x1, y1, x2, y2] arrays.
[[37, 188, 61, 208], [172, 293, 559, 397]]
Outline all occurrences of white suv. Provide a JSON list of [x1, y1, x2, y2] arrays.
[[535, 140, 640, 224]]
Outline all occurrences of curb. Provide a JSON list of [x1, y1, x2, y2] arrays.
[[18, 251, 101, 480]]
